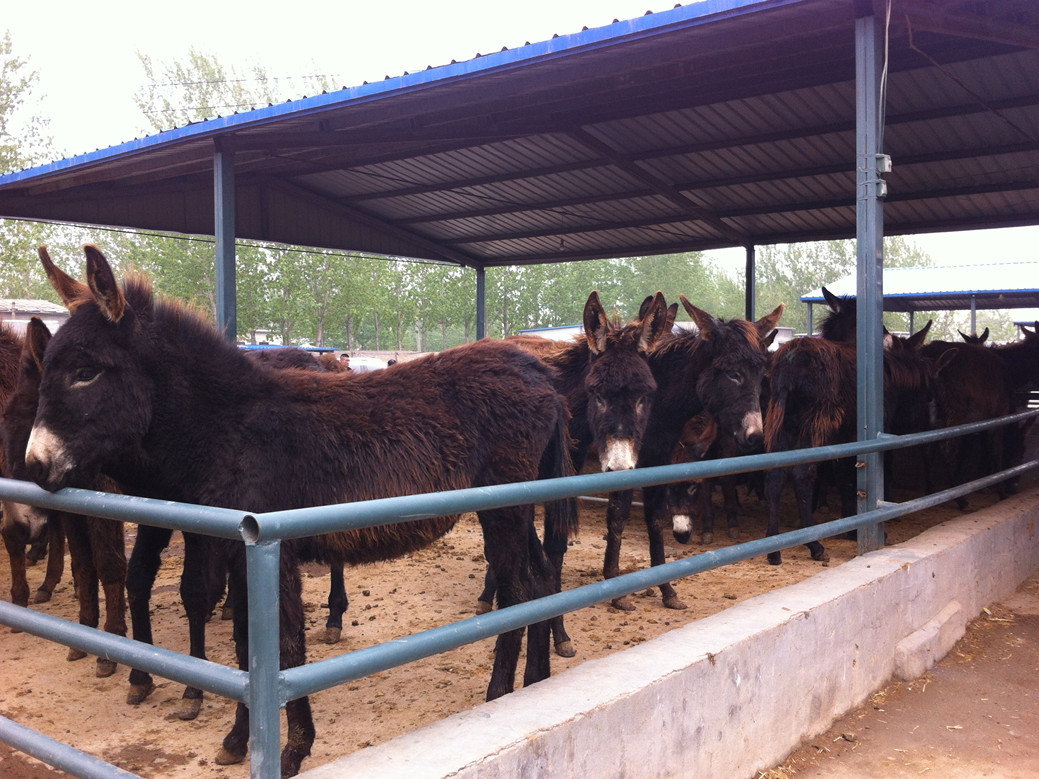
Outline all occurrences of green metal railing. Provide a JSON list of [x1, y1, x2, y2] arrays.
[[0, 409, 1036, 778]]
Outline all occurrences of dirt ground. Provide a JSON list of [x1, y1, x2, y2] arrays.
[[0, 458, 1030, 778]]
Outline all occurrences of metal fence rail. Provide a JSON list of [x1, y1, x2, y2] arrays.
[[0, 409, 1036, 779]]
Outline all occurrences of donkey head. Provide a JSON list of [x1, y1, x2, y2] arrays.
[[26, 246, 156, 492], [0, 317, 55, 542], [680, 296, 783, 453], [584, 291, 669, 471]]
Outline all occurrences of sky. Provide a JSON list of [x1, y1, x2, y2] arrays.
[[4, 0, 1038, 283]]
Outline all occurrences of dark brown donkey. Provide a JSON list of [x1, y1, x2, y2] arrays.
[[603, 296, 784, 611], [764, 289, 936, 565], [26, 245, 577, 776], [0, 321, 65, 611], [479, 290, 671, 655], [1, 317, 127, 674]]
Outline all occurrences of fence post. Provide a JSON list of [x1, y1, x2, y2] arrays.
[[855, 9, 888, 554], [247, 538, 283, 779]]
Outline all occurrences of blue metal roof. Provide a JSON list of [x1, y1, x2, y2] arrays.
[[1, 0, 1038, 267], [802, 261, 1039, 312]]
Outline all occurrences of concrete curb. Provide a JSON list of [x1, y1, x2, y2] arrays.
[[301, 488, 1039, 779]]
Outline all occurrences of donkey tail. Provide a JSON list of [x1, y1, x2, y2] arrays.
[[764, 386, 787, 453], [540, 408, 579, 551]]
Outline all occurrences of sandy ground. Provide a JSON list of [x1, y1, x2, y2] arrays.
[[0, 462, 1023, 778]]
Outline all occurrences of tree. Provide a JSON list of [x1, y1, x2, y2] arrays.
[[0, 31, 66, 299]]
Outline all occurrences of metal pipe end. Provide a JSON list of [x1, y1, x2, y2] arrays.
[[240, 514, 260, 543]]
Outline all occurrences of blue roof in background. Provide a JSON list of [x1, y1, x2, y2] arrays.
[[801, 261, 1039, 312]]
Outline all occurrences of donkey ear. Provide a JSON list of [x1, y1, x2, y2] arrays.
[[26, 317, 52, 371], [583, 290, 612, 355], [754, 303, 784, 337], [665, 302, 678, 331], [978, 327, 989, 343], [761, 328, 778, 350], [679, 295, 718, 338], [822, 287, 843, 314], [638, 291, 670, 352], [38, 246, 89, 307], [904, 320, 932, 350], [83, 245, 126, 323], [637, 295, 654, 321]]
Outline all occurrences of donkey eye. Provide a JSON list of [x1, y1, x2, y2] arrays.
[[727, 371, 743, 385], [72, 367, 100, 386]]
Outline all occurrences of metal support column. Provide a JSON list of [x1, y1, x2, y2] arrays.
[[476, 267, 486, 339], [970, 294, 977, 334], [855, 10, 887, 554], [214, 144, 237, 340], [247, 539, 283, 779], [744, 244, 756, 321]]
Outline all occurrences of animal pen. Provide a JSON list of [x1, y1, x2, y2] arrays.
[[1, 0, 1039, 776]]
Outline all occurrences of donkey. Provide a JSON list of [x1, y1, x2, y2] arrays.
[[764, 289, 936, 564], [0, 320, 65, 612], [921, 338, 1016, 509], [1, 317, 126, 675], [25, 245, 577, 776], [479, 290, 671, 656], [603, 297, 784, 610]]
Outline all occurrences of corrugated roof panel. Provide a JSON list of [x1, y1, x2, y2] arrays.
[[1, 0, 1037, 266]]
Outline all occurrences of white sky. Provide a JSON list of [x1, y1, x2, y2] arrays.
[[4, 0, 1038, 276]]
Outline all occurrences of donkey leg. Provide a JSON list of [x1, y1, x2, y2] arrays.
[[35, 516, 65, 603], [699, 479, 716, 545], [177, 532, 215, 720], [476, 567, 496, 614], [323, 561, 348, 644], [93, 517, 127, 678], [480, 510, 535, 700], [125, 524, 172, 705], [217, 547, 315, 776], [644, 487, 686, 610], [3, 525, 31, 609], [281, 560, 315, 777], [541, 511, 574, 658], [721, 476, 741, 540], [764, 467, 788, 565], [794, 463, 828, 562], [604, 489, 635, 611], [62, 517, 98, 664]]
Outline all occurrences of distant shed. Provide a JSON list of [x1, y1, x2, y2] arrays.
[[801, 261, 1039, 333], [0, 299, 69, 337]]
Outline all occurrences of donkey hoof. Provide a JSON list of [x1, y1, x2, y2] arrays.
[[323, 626, 342, 644], [476, 599, 493, 615], [215, 747, 246, 766], [177, 697, 203, 721], [554, 640, 576, 658], [221, 605, 234, 621], [96, 659, 118, 678], [67, 647, 88, 662], [127, 682, 155, 705], [700, 532, 714, 545], [663, 595, 688, 610], [33, 588, 53, 604], [767, 552, 783, 566], [811, 549, 830, 563], [727, 527, 740, 540], [610, 595, 636, 612]]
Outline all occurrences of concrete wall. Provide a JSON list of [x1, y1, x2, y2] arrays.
[[301, 488, 1039, 779]]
